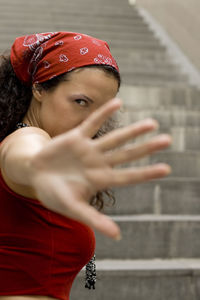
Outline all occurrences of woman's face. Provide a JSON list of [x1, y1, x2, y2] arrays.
[[29, 67, 119, 137]]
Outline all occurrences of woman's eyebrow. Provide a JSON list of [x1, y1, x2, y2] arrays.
[[74, 94, 94, 103]]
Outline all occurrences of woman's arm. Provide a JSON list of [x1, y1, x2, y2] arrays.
[[0, 99, 172, 239]]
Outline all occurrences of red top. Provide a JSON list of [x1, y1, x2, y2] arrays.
[[0, 170, 95, 300]]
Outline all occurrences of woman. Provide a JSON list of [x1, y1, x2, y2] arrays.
[[0, 31, 171, 300]]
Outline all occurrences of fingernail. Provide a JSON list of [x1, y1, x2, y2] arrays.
[[144, 119, 159, 129], [159, 164, 172, 174], [159, 134, 172, 142], [113, 98, 122, 105], [166, 165, 172, 174], [114, 233, 122, 241]]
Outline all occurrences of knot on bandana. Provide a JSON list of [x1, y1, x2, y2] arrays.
[[10, 31, 119, 85]]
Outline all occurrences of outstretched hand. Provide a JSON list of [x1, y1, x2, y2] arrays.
[[30, 98, 172, 240]]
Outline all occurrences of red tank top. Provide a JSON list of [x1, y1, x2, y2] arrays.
[[0, 170, 95, 300]]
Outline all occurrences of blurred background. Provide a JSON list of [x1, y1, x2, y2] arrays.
[[1, 0, 200, 299]]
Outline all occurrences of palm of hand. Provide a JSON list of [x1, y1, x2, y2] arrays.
[[30, 99, 171, 239]]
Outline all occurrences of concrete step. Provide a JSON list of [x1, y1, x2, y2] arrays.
[[120, 66, 187, 77], [0, 14, 51, 24], [127, 151, 200, 178], [120, 73, 188, 87], [105, 178, 200, 215], [54, 22, 153, 36], [95, 215, 200, 259], [159, 127, 200, 151], [71, 259, 200, 300], [66, 0, 131, 4], [0, 8, 142, 22], [150, 151, 200, 177], [118, 59, 177, 70], [119, 63, 182, 75], [114, 123, 200, 151], [50, 4, 141, 15], [0, 29, 157, 45], [0, 25, 155, 43], [119, 85, 200, 110], [113, 45, 167, 54], [118, 61, 180, 75], [121, 109, 200, 128], [0, 1, 136, 16], [110, 40, 165, 51], [118, 75, 189, 90], [0, 23, 155, 42], [141, 126, 200, 151], [52, 13, 148, 25], [51, 4, 140, 17], [0, 11, 144, 24], [71, 30, 159, 44], [0, 20, 55, 29], [0, 0, 48, 5], [50, 0, 133, 8], [6, 0, 129, 4], [112, 49, 170, 65]]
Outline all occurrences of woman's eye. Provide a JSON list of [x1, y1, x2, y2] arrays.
[[75, 99, 88, 107]]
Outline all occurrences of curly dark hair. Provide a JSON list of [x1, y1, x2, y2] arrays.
[[0, 54, 33, 141], [0, 53, 121, 210]]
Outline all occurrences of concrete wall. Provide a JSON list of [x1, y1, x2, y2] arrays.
[[136, 0, 200, 71]]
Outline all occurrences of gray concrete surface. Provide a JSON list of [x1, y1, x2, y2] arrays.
[[105, 178, 200, 215], [137, 0, 200, 75], [71, 259, 200, 300], [95, 215, 200, 259]]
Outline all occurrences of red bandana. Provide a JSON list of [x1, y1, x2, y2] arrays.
[[10, 31, 119, 85]]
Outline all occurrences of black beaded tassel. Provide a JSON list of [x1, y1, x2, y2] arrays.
[[85, 255, 96, 289]]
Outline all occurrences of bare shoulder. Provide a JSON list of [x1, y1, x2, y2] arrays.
[[0, 127, 51, 198], [1, 126, 50, 147], [0, 127, 50, 157]]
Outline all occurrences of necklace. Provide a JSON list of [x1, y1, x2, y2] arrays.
[[16, 122, 30, 129]]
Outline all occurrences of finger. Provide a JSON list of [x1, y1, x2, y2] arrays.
[[69, 202, 121, 240], [46, 179, 121, 240], [80, 98, 122, 137], [106, 134, 172, 166], [109, 163, 171, 186], [95, 118, 159, 151]]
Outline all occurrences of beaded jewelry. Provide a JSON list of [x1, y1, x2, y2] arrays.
[[85, 255, 96, 289]]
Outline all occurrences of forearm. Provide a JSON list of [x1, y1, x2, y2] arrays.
[[0, 127, 50, 186]]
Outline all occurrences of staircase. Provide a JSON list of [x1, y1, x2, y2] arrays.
[[1, 0, 200, 299]]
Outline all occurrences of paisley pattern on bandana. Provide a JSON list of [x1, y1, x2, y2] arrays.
[[59, 54, 69, 63], [92, 39, 102, 46], [43, 61, 50, 68], [94, 54, 112, 65], [74, 35, 82, 40], [10, 31, 119, 85], [80, 47, 89, 55], [28, 46, 43, 78], [23, 32, 57, 51], [55, 41, 64, 46]]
